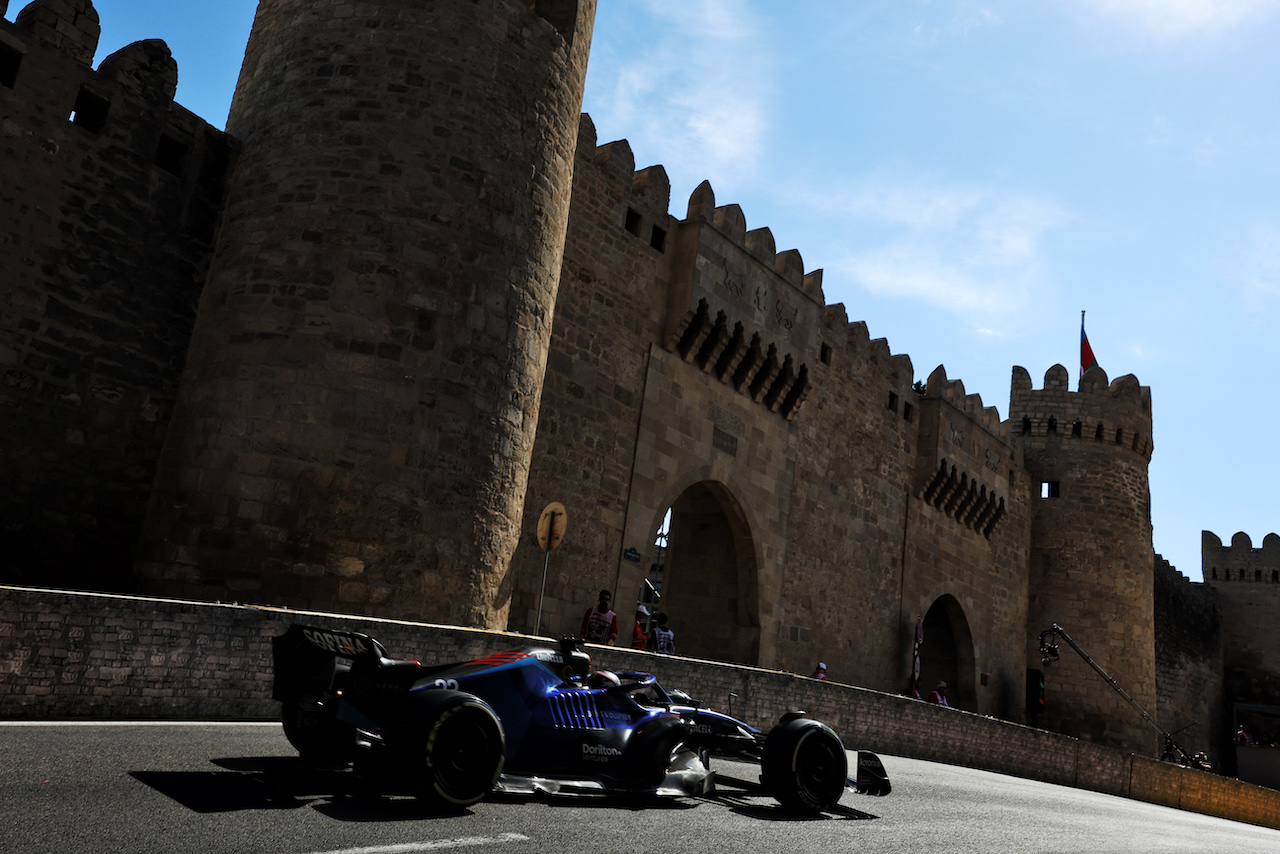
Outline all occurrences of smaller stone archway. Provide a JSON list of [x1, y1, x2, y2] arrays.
[[657, 480, 761, 665], [918, 594, 977, 711]]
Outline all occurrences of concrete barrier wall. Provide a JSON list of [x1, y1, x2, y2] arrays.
[[2, 586, 1277, 829]]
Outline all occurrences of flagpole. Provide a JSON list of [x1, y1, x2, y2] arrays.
[[1079, 310, 1086, 389]]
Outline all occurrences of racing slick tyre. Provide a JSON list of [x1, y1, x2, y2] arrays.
[[408, 690, 505, 809], [281, 695, 356, 766], [760, 717, 848, 812]]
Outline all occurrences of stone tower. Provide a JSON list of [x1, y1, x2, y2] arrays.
[[1010, 364, 1157, 754], [137, 0, 597, 627]]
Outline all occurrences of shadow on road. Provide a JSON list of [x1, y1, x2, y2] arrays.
[[133, 756, 702, 819], [131, 756, 434, 819], [709, 772, 881, 822], [132, 756, 881, 822]]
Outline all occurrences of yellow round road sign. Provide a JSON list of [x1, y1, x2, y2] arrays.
[[537, 502, 567, 551]]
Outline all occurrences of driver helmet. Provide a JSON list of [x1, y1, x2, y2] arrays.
[[588, 670, 622, 689]]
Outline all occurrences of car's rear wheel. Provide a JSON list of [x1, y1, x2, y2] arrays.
[[281, 695, 355, 766], [761, 717, 847, 812], [409, 690, 505, 808]]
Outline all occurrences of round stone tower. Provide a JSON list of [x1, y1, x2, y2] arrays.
[[138, 0, 597, 628], [1009, 363, 1157, 755]]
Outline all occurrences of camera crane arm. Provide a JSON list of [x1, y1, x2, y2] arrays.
[[1038, 623, 1192, 764]]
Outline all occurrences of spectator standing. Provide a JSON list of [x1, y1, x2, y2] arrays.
[[630, 605, 649, 649], [581, 589, 619, 645], [927, 681, 949, 706], [646, 612, 675, 654], [810, 661, 828, 681]]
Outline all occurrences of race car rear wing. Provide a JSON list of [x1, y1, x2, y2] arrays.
[[272, 624, 386, 702]]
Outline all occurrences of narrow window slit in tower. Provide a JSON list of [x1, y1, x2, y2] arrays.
[[69, 87, 110, 133], [1071, 421, 1082, 438], [0, 43, 21, 89], [624, 207, 641, 236], [155, 133, 189, 176], [1040, 481, 1059, 499], [649, 224, 666, 252]]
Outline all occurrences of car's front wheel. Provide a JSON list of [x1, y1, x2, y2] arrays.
[[760, 717, 848, 812], [409, 690, 505, 809]]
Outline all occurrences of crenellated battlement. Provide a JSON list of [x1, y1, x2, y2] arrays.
[[1203, 531, 1280, 584], [12, 0, 99, 65], [661, 181, 823, 420], [911, 365, 1019, 539], [923, 364, 1008, 436], [1008, 363, 1153, 461], [2, 2, 228, 192], [575, 114, 674, 258]]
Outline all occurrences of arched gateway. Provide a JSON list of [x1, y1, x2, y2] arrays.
[[658, 481, 761, 665], [918, 594, 977, 710]]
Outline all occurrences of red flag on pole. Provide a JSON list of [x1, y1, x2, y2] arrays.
[[1080, 310, 1098, 379]]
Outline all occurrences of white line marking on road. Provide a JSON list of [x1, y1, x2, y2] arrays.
[[304, 834, 531, 854]]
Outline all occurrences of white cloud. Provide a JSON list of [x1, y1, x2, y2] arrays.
[[834, 182, 989, 230], [1231, 221, 1280, 312], [1075, 0, 1280, 39], [584, 0, 770, 193], [908, 1, 1003, 45], [805, 176, 1070, 326], [839, 244, 1010, 315]]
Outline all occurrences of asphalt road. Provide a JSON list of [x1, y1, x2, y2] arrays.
[[3, 722, 1278, 854]]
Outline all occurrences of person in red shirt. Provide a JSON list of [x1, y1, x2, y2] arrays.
[[630, 604, 649, 649], [580, 589, 619, 644], [810, 661, 827, 681]]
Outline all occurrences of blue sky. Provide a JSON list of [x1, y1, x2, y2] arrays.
[[71, 0, 1280, 582]]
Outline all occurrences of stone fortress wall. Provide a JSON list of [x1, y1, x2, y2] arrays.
[[0, 0, 233, 591], [502, 115, 1037, 723], [1202, 532, 1280, 749], [1154, 554, 1226, 767], [1011, 364, 1158, 754], [137, 0, 599, 631], [2, 0, 1280, 770]]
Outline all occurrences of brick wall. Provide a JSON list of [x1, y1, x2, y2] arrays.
[[2, 585, 1277, 829]]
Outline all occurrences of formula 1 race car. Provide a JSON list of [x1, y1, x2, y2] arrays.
[[271, 624, 891, 812]]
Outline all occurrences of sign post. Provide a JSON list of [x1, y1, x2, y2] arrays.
[[534, 502, 567, 636]]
